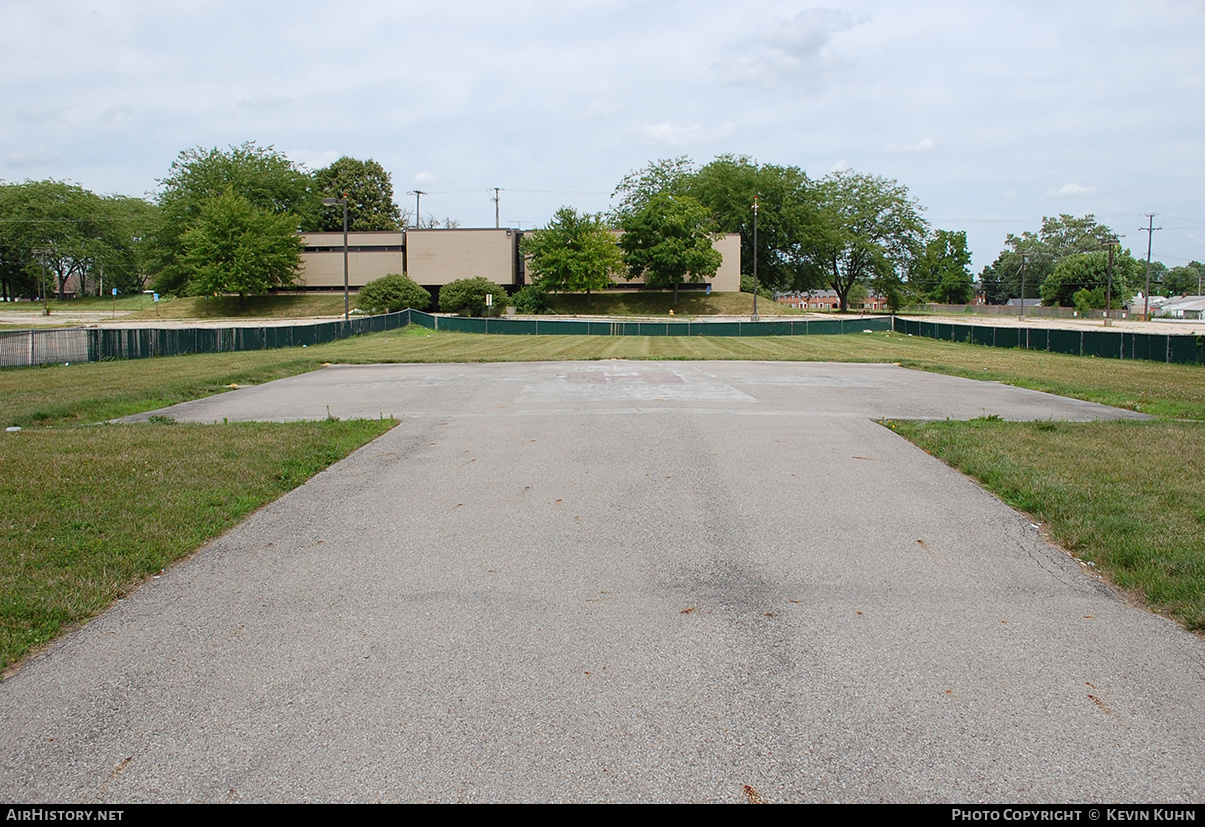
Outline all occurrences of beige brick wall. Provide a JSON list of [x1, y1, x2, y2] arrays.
[[297, 232, 404, 289], [407, 229, 518, 287], [297, 228, 740, 292]]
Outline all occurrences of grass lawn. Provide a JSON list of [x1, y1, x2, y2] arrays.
[[2, 325, 1202, 670], [543, 290, 803, 317], [121, 293, 349, 320], [890, 418, 1205, 631]]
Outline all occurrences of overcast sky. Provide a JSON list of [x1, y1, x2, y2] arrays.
[[3, 0, 1202, 273]]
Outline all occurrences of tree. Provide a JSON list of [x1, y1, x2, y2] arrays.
[[356, 272, 430, 313], [1163, 262, 1203, 296], [612, 155, 819, 293], [801, 170, 927, 312], [980, 214, 1118, 304], [0, 180, 154, 300], [179, 191, 302, 303], [688, 155, 817, 293], [1039, 250, 1141, 308], [150, 142, 316, 295], [611, 156, 695, 218], [313, 157, 401, 232], [618, 192, 722, 304], [912, 229, 974, 304], [438, 276, 509, 317], [520, 207, 623, 298]]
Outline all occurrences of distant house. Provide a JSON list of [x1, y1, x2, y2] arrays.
[[1157, 295, 1205, 320], [775, 289, 886, 311], [1004, 298, 1043, 308]]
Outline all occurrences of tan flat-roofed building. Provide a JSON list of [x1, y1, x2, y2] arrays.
[[297, 228, 739, 293], [297, 232, 404, 290], [406, 228, 521, 287]]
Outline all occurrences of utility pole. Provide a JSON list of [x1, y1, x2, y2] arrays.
[[1104, 237, 1117, 324], [491, 187, 504, 229], [1018, 254, 1028, 319], [1139, 214, 1162, 320], [408, 190, 426, 229]]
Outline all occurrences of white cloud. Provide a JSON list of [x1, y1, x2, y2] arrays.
[[716, 8, 863, 89], [413, 171, 437, 186], [5, 147, 63, 169], [1048, 183, 1096, 196], [286, 149, 341, 170], [237, 95, 293, 111], [16, 107, 62, 123], [100, 105, 133, 124], [884, 138, 939, 154], [582, 99, 619, 119], [631, 121, 735, 147]]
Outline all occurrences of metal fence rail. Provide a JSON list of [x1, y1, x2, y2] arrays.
[[0, 328, 92, 368], [892, 317, 1205, 366]]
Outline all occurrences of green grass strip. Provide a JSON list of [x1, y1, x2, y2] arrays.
[[890, 418, 1205, 632], [0, 419, 394, 671]]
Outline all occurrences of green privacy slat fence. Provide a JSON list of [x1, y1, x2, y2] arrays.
[[892, 318, 1205, 366], [2, 311, 893, 367], [6, 312, 1200, 367], [405, 311, 893, 338]]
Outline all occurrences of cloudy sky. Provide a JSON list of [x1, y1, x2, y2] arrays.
[[3, 0, 1202, 272]]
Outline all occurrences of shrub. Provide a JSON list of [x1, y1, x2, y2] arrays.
[[439, 277, 509, 317], [356, 272, 431, 313], [511, 282, 549, 314], [740, 274, 774, 301]]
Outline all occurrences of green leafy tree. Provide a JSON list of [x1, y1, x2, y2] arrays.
[[438, 276, 509, 317], [612, 155, 819, 293], [687, 155, 817, 293], [912, 229, 974, 304], [802, 170, 927, 312], [150, 142, 316, 295], [313, 157, 401, 232], [1163, 262, 1203, 296], [611, 156, 695, 218], [0, 180, 155, 300], [1039, 250, 1141, 307], [981, 214, 1118, 304], [618, 192, 722, 304], [180, 191, 302, 303], [521, 207, 623, 298], [356, 272, 430, 313]]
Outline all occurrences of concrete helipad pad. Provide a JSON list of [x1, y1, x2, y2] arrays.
[[5, 361, 1199, 804], [119, 360, 1148, 424]]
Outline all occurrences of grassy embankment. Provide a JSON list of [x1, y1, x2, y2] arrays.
[[1, 293, 351, 322], [2, 324, 1202, 672]]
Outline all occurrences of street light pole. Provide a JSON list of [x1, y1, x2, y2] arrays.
[[33, 248, 50, 315], [751, 195, 759, 322], [322, 195, 350, 321]]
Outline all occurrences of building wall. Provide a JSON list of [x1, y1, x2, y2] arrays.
[[406, 229, 519, 287], [297, 232, 404, 289], [298, 228, 739, 292]]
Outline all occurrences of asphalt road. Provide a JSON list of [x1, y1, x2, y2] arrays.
[[4, 361, 1201, 803]]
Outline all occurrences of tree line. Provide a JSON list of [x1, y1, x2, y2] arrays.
[[0, 144, 405, 303], [3, 143, 1197, 308]]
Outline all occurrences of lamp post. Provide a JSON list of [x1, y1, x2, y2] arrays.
[[322, 195, 350, 321], [1104, 236, 1118, 324], [33, 248, 51, 315], [751, 195, 759, 322]]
